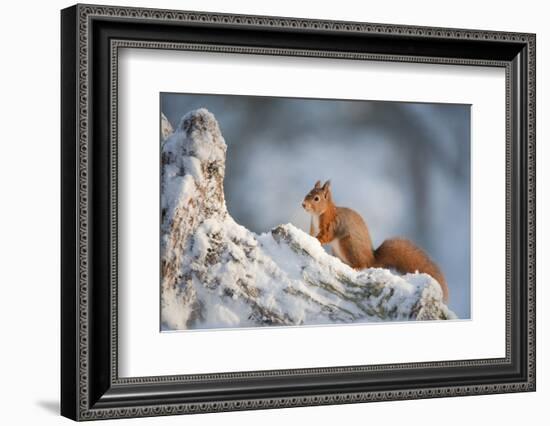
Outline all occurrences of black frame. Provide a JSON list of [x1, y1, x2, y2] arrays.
[[61, 3, 536, 421]]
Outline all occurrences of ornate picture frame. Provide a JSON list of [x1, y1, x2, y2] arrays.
[[61, 3, 535, 421]]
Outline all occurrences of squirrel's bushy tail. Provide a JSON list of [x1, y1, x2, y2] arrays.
[[373, 238, 449, 303]]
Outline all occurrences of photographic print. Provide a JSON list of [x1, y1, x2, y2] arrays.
[[160, 93, 470, 331], [61, 6, 535, 418]]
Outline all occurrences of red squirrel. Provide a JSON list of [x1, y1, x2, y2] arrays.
[[302, 180, 449, 302]]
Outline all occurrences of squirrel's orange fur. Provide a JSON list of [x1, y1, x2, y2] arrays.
[[302, 180, 449, 302]]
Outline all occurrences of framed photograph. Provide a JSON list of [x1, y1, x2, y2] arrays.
[[61, 4, 536, 421]]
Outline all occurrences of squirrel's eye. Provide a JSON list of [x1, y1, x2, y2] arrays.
[[314, 196, 320, 202]]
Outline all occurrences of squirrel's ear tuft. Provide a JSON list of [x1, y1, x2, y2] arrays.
[[322, 180, 331, 198], [314, 180, 321, 189]]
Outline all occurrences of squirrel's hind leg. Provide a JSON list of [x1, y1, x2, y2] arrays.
[[337, 236, 370, 270]]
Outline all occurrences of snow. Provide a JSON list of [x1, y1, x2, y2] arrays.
[[160, 112, 174, 143], [176, 108, 226, 163], [182, 156, 203, 181], [160, 108, 456, 331]]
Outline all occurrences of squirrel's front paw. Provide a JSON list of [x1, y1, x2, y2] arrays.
[[316, 234, 331, 245]]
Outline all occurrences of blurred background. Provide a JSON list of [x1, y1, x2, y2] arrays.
[[161, 93, 471, 318]]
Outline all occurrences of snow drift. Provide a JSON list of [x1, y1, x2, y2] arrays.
[[160, 108, 456, 330]]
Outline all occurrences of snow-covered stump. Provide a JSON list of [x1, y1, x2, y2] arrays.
[[160, 112, 174, 143], [161, 109, 456, 331]]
